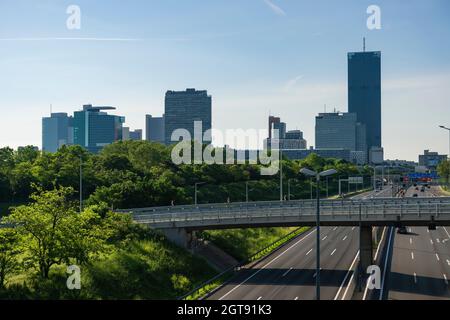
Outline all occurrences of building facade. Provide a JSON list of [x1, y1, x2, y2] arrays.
[[123, 127, 142, 141], [73, 105, 125, 153], [146, 114, 165, 144], [164, 89, 212, 145], [315, 112, 367, 164], [419, 150, 447, 171], [266, 116, 307, 151], [348, 51, 382, 155], [42, 112, 74, 153]]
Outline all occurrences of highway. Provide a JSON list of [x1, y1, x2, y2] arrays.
[[383, 185, 450, 300], [209, 187, 394, 301]]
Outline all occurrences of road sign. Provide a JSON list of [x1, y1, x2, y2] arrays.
[[349, 177, 363, 184]]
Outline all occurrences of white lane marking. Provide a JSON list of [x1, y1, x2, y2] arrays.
[[443, 227, 450, 240], [322, 236, 328, 241], [410, 238, 412, 245], [342, 236, 348, 241], [414, 273, 417, 284], [294, 297, 299, 300], [282, 268, 293, 277], [436, 238, 440, 244], [374, 227, 387, 261], [444, 274, 448, 285], [352, 227, 356, 231], [411, 252, 414, 260], [257, 297, 262, 301], [436, 254, 440, 261], [335, 251, 360, 300], [218, 229, 315, 300], [430, 239, 434, 245], [427, 229, 430, 233], [331, 249, 337, 256], [380, 227, 394, 300], [306, 249, 313, 256], [333, 227, 338, 231], [447, 259, 450, 266]]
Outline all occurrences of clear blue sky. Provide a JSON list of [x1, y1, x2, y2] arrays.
[[1, 0, 449, 161]]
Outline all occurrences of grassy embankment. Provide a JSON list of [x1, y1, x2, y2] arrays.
[[0, 226, 216, 300]]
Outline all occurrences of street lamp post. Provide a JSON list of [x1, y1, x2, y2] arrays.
[[300, 168, 338, 301], [246, 181, 249, 203], [288, 179, 294, 201], [440, 125, 450, 186], [439, 125, 450, 159], [194, 182, 206, 206], [79, 156, 83, 213], [280, 150, 283, 202]]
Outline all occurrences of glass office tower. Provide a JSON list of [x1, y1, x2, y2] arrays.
[[42, 113, 74, 153], [73, 105, 125, 153], [164, 89, 212, 145], [348, 51, 382, 153]]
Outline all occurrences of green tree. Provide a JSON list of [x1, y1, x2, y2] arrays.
[[438, 160, 450, 183], [0, 228, 21, 288], [5, 187, 80, 278]]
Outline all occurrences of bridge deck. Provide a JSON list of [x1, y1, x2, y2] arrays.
[[118, 197, 450, 230]]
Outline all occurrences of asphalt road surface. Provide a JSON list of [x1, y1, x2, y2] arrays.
[[209, 187, 394, 301], [385, 185, 450, 300]]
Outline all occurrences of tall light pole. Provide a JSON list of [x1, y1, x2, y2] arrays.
[[79, 156, 83, 213], [246, 181, 249, 203], [300, 168, 338, 301], [280, 150, 283, 202], [194, 182, 206, 206], [440, 126, 450, 185], [439, 125, 450, 159], [245, 181, 255, 203], [288, 179, 293, 201]]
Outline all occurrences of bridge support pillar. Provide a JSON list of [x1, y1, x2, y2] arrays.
[[161, 228, 196, 249], [360, 226, 373, 272]]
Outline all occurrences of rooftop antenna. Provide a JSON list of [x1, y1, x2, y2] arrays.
[[363, 37, 366, 52]]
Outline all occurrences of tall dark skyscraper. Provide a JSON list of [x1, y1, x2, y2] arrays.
[[348, 51, 382, 153], [164, 89, 212, 145]]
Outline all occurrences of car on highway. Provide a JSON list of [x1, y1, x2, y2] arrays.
[[397, 226, 408, 234], [413, 194, 418, 197]]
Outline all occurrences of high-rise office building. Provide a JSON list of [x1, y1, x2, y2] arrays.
[[315, 112, 367, 164], [164, 89, 212, 145], [348, 50, 382, 154], [266, 116, 307, 150], [146, 114, 165, 144], [42, 113, 74, 153], [73, 105, 125, 153]]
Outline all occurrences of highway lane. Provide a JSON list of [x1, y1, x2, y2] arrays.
[[385, 186, 450, 300], [209, 187, 394, 300]]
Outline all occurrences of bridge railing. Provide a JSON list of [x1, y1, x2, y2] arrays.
[[129, 201, 450, 227], [121, 197, 450, 217]]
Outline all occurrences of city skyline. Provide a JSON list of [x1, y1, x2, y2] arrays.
[[1, 0, 450, 161]]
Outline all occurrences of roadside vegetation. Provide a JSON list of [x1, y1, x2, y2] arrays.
[[437, 160, 450, 194], [0, 141, 373, 299]]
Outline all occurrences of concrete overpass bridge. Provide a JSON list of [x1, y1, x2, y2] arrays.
[[118, 197, 450, 272], [121, 197, 450, 231]]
